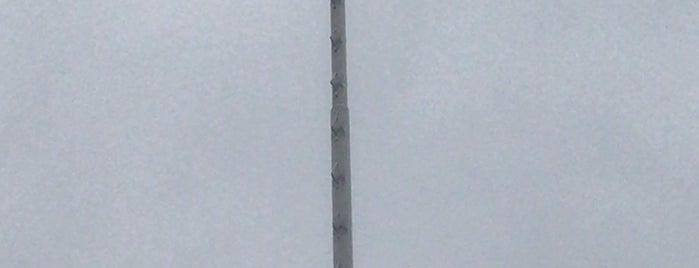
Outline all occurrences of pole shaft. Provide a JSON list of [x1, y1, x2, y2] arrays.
[[330, 0, 353, 267]]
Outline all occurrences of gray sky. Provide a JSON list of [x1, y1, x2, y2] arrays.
[[2, 1, 698, 267]]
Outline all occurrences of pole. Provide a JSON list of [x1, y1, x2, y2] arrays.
[[330, 0, 353, 267]]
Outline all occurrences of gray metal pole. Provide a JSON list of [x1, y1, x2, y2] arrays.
[[330, 0, 353, 267]]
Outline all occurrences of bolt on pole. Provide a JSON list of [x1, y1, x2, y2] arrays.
[[330, 0, 353, 267]]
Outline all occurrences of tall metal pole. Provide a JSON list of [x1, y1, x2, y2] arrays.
[[330, 0, 353, 267]]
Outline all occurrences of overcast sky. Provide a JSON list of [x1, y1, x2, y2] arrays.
[[2, 1, 698, 267]]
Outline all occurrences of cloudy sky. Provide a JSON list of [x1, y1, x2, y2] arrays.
[[2, 1, 698, 267]]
